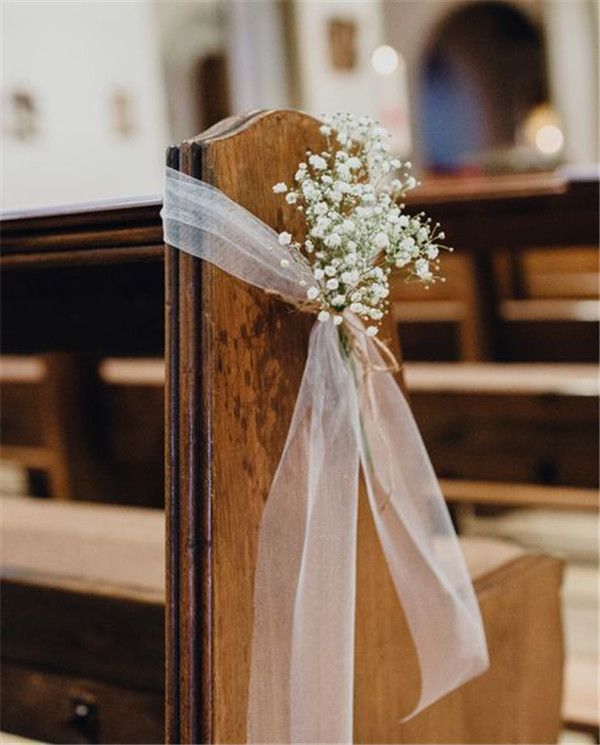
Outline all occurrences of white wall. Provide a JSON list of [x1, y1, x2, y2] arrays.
[[294, 0, 384, 118], [543, 0, 599, 164], [1, 1, 169, 209], [227, 0, 290, 115], [153, 0, 226, 143]]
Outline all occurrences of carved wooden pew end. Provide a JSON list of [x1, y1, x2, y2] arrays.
[[165, 110, 565, 744]]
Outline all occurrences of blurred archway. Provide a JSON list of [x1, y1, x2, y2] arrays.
[[420, 1, 549, 174]]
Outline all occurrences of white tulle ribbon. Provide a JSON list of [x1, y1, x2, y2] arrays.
[[162, 166, 489, 744]]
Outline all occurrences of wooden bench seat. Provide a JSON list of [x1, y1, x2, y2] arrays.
[[1, 497, 165, 744], [1, 494, 563, 743], [1, 496, 527, 588], [404, 362, 598, 493], [404, 362, 599, 396]]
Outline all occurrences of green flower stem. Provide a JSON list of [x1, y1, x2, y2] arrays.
[[337, 325, 375, 477]]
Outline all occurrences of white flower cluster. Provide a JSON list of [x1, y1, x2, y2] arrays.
[[272, 113, 450, 335]]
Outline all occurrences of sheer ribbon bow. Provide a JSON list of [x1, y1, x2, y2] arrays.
[[162, 166, 489, 745]]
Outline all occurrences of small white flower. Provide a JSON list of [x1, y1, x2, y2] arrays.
[[309, 154, 327, 170], [337, 164, 351, 181], [326, 278, 339, 290], [366, 326, 378, 336], [306, 286, 320, 300], [398, 215, 409, 228], [333, 315, 344, 326], [347, 156, 361, 170], [350, 302, 364, 313], [406, 176, 417, 189], [278, 232, 292, 246], [318, 310, 330, 323], [324, 265, 337, 277], [273, 182, 287, 193], [285, 193, 298, 204], [374, 232, 389, 249], [313, 267, 325, 280], [331, 293, 346, 307], [314, 202, 328, 215], [295, 169, 306, 182], [341, 269, 359, 286], [302, 181, 318, 200], [280, 258, 290, 268], [319, 124, 332, 136], [326, 233, 342, 248], [415, 258, 432, 280], [334, 180, 351, 194], [426, 245, 439, 260]]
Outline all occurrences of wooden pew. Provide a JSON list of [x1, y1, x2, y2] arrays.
[[165, 110, 564, 744], [395, 173, 599, 363], [0, 110, 568, 744], [406, 362, 599, 496], [0, 354, 164, 505], [1, 497, 165, 744], [1, 199, 168, 743]]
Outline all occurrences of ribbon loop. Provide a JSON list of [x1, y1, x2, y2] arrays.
[[162, 167, 489, 744]]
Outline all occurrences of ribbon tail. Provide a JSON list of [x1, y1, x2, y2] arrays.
[[355, 341, 489, 719], [248, 321, 360, 744]]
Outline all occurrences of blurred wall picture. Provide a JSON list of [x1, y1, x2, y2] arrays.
[[0, 1, 598, 744]]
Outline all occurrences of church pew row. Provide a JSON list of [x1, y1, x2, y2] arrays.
[[3, 355, 596, 506], [405, 362, 598, 493], [1, 495, 563, 744], [0, 354, 164, 505]]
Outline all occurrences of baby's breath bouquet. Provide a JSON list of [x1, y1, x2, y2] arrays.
[[273, 113, 450, 337]]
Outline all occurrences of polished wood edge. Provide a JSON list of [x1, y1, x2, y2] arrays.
[[0, 571, 164, 606], [1, 245, 164, 268], [166, 109, 290, 745], [472, 552, 564, 596], [0, 193, 162, 223], [442, 479, 599, 511], [165, 145, 181, 745]]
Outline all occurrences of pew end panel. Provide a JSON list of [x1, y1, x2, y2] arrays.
[[165, 109, 565, 744]]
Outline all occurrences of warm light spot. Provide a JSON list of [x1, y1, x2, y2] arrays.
[[534, 124, 564, 155], [371, 45, 399, 75]]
